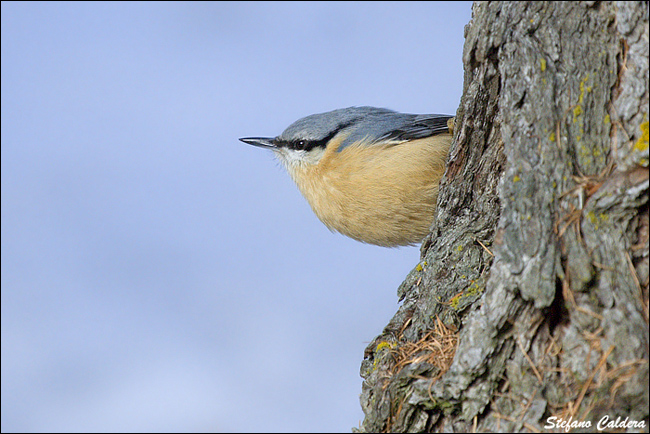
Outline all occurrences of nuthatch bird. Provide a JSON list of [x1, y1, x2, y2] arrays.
[[240, 106, 454, 247]]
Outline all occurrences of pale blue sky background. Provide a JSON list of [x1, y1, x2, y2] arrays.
[[1, 2, 470, 432]]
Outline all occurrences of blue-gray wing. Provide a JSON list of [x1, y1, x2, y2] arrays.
[[375, 114, 453, 142], [338, 112, 453, 150]]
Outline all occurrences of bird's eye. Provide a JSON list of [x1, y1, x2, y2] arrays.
[[297, 140, 306, 150]]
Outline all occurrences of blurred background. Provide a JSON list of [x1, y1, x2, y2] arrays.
[[1, 2, 470, 432]]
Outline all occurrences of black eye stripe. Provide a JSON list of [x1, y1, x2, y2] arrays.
[[276, 118, 359, 151]]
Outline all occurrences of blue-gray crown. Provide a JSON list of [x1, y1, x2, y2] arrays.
[[277, 106, 452, 151]]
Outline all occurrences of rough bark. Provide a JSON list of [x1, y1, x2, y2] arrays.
[[358, 2, 649, 432]]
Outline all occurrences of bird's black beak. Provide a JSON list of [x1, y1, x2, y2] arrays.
[[239, 137, 277, 149]]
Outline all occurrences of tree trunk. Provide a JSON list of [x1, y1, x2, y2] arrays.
[[358, 2, 649, 432]]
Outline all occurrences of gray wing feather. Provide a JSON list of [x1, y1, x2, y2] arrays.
[[375, 114, 453, 142], [339, 112, 453, 149]]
